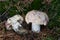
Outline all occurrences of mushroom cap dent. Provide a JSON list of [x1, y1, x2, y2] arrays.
[[25, 10, 49, 25]]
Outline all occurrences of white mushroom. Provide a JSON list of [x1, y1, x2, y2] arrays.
[[5, 15, 28, 34], [5, 15, 23, 30], [25, 10, 49, 33]]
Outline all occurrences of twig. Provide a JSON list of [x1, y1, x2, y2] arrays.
[[0, 4, 12, 17]]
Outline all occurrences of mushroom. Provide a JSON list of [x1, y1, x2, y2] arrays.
[[25, 10, 49, 33], [5, 15, 28, 34]]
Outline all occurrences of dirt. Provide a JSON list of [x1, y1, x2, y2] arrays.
[[0, 21, 53, 40]]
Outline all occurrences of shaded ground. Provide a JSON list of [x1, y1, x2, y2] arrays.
[[0, 21, 57, 40]]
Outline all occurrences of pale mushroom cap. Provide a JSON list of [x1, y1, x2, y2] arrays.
[[25, 10, 49, 25], [7, 15, 23, 24], [5, 15, 23, 30]]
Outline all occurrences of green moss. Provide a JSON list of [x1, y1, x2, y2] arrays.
[[8, 6, 20, 17], [31, 0, 42, 10]]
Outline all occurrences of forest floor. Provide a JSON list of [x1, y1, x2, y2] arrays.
[[0, 21, 57, 40], [0, 0, 60, 40]]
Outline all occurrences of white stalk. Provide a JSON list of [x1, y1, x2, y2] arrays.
[[32, 23, 40, 33]]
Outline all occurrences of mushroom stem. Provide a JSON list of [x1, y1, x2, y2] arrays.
[[32, 23, 40, 33]]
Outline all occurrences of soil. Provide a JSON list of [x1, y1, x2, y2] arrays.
[[0, 21, 53, 40]]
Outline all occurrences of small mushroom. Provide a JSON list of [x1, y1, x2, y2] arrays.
[[25, 10, 49, 33], [5, 15, 28, 34]]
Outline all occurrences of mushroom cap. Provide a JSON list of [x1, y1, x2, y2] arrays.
[[7, 15, 23, 24], [25, 10, 49, 25], [5, 15, 23, 30]]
